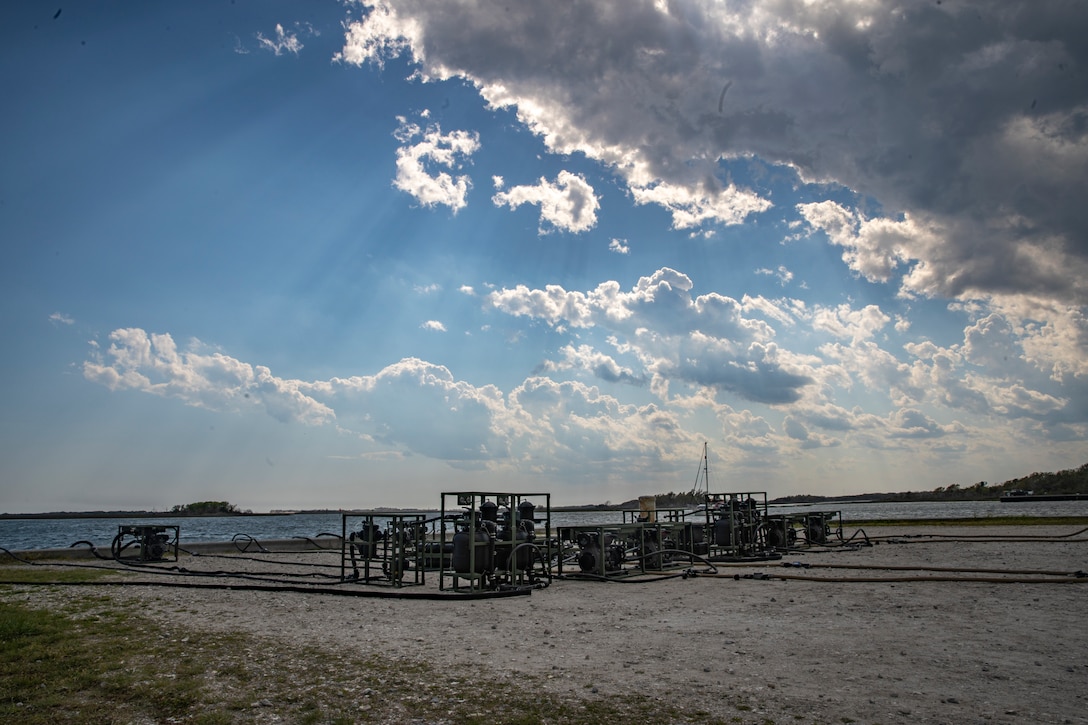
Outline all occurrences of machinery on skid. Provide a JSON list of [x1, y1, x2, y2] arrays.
[[341, 512, 434, 587], [558, 491, 847, 577], [701, 491, 843, 558], [762, 509, 844, 549], [438, 492, 552, 592], [557, 497, 706, 579], [111, 525, 179, 562]]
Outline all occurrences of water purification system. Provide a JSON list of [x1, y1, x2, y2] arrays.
[[558, 506, 707, 579], [763, 510, 844, 549], [111, 525, 179, 562], [703, 491, 780, 560], [439, 492, 552, 592], [341, 512, 431, 587]]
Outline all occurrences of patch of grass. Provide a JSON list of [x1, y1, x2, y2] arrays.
[[0, 593, 732, 724], [0, 564, 117, 584]]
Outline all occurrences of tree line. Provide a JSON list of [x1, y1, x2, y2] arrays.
[[170, 501, 243, 515]]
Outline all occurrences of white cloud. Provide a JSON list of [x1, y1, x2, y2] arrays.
[[83, 329, 333, 426], [609, 238, 630, 254], [756, 266, 793, 286], [810, 303, 890, 344], [257, 23, 305, 56], [392, 118, 480, 212], [492, 170, 599, 233], [488, 268, 812, 404], [629, 179, 771, 230], [49, 312, 74, 326], [421, 320, 447, 332]]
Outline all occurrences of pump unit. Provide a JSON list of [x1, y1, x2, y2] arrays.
[[111, 525, 179, 562]]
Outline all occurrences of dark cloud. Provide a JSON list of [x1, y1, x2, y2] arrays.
[[343, 1, 1088, 303]]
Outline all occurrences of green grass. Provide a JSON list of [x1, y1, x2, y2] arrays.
[[0, 565, 118, 585], [0, 589, 740, 724]]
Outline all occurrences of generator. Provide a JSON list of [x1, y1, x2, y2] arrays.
[[111, 525, 179, 562]]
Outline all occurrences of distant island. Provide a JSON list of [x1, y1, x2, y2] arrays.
[[0, 500, 263, 520]]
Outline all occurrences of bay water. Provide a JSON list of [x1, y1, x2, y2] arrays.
[[3, 498, 1087, 552]]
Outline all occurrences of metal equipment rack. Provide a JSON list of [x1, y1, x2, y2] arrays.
[[557, 517, 705, 578], [340, 511, 431, 587], [112, 524, 179, 562], [439, 491, 552, 592], [763, 509, 844, 549], [703, 491, 780, 560]]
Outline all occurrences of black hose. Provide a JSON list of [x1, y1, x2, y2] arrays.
[[231, 533, 270, 553], [781, 561, 1086, 577], [68, 540, 112, 560], [728, 572, 1088, 584], [0, 577, 530, 600]]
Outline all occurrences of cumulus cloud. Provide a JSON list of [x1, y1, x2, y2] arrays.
[[420, 320, 447, 332], [338, 1, 1088, 306], [307, 358, 510, 461], [492, 170, 599, 233], [609, 238, 630, 255], [488, 267, 812, 404], [81, 330, 702, 476], [83, 329, 333, 426], [811, 303, 890, 344], [392, 117, 480, 211], [49, 312, 74, 326]]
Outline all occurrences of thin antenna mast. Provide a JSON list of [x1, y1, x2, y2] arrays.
[[692, 441, 710, 496], [702, 441, 709, 495]]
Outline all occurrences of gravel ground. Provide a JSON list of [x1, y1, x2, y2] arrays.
[[6, 524, 1088, 724]]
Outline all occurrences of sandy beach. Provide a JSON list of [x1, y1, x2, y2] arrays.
[[4, 523, 1088, 724]]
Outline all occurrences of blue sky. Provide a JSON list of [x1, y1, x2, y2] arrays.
[[3, 1, 1087, 513]]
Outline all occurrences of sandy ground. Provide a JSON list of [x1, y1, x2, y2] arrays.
[[6, 524, 1088, 724]]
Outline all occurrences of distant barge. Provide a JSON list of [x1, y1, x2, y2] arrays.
[[999, 492, 1088, 503]]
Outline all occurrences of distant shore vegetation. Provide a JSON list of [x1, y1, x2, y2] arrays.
[[767, 462, 1088, 505], [170, 500, 249, 515]]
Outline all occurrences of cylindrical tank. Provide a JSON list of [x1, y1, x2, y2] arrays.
[[638, 495, 657, 523], [480, 500, 499, 523], [355, 522, 383, 559], [452, 527, 493, 574], [806, 516, 827, 545], [495, 527, 532, 571], [714, 517, 734, 546], [517, 500, 536, 533]]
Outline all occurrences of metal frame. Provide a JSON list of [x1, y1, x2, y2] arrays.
[[703, 491, 777, 559], [340, 512, 430, 587], [439, 491, 552, 592], [112, 525, 179, 562]]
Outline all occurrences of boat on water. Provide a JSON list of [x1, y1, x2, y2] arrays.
[[999, 491, 1088, 502]]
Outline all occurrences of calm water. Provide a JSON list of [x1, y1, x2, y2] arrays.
[[2, 499, 1087, 551]]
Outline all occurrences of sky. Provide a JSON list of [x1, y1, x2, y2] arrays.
[[2, 1, 1087, 513]]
